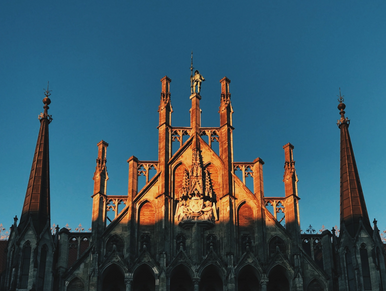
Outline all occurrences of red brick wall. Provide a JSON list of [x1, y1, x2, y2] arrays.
[[139, 202, 155, 228], [238, 203, 253, 230]]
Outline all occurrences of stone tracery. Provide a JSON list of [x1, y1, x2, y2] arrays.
[[175, 149, 217, 223]]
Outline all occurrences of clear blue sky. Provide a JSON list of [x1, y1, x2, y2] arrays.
[[1, 1, 386, 236]]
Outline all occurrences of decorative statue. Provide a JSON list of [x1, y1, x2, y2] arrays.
[[191, 70, 205, 94]]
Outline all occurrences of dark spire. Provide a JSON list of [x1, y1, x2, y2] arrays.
[[337, 90, 372, 237], [18, 84, 53, 235]]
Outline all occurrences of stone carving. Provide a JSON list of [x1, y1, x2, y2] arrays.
[[191, 70, 205, 94], [175, 149, 217, 223]]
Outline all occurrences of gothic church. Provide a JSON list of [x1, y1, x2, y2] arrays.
[[1, 72, 386, 291]]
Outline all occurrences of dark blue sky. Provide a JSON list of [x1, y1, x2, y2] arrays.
[[1, 1, 386, 236]]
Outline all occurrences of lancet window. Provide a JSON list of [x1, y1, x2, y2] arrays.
[[20, 241, 31, 289], [360, 244, 372, 290]]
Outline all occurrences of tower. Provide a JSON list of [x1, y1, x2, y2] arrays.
[[336, 93, 386, 291], [4, 86, 55, 291]]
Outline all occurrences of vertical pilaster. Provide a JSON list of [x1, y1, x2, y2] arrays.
[[158, 76, 172, 194], [320, 231, 335, 290], [157, 77, 172, 256], [218, 77, 235, 254], [57, 228, 69, 290], [219, 77, 234, 198], [282, 143, 300, 243], [253, 157, 266, 259], [190, 93, 201, 133], [92, 141, 108, 244], [127, 156, 138, 202], [253, 158, 264, 197]]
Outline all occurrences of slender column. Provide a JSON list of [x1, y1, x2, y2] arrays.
[[260, 274, 269, 291], [125, 273, 133, 291], [193, 278, 199, 291]]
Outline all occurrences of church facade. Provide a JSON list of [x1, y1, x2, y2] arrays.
[[1, 73, 386, 291]]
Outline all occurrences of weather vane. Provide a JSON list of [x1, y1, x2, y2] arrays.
[[337, 87, 344, 103], [44, 81, 52, 98]]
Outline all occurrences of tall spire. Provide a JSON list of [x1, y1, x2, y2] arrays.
[[337, 90, 371, 237], [18, 84, 53, 235]]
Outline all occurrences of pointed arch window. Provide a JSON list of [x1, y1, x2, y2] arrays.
[[360, 244, 372, 290], [20, 241, 31, 289], [345, 248, 355, 291], [37, 245, 48, 290]]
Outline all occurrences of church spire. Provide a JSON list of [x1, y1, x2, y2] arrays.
[[18, 84, 53, 235], [337, 90, 371, 237]]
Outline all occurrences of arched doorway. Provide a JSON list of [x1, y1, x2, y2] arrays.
[[267, 265, 289, 291], [132, 264, 155, 291], [170, 264, 193, 291], [238, 265, 260, 291], [102, 264, 125, 291], [199, 265, 223, 291]]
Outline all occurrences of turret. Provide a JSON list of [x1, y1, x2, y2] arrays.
[[282, 143, 300, 242], [91, 140, 108, 243], [18, 86, 53, 235], [218, 77, 234, 198], [158, 76, 172, 196], [337, 93, 372, 237]]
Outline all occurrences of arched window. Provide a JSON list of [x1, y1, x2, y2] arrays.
[[313, 239, 323, 269], [20, 241, 31, 289], [345, 248, 355, 291], [139, 201, 155, 252], [139, 202, 155, 232], [37, 245, 48, 289], [360, 244, 371, 290], [238, 203, 254, 230]]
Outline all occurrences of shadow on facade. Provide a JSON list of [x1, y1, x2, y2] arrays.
[[170, 264, 193, 291], [102, 264, 125, 291], [132, 264, 155, 291]]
